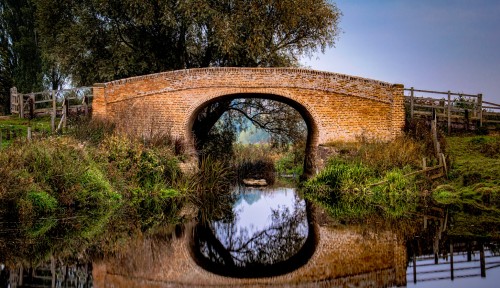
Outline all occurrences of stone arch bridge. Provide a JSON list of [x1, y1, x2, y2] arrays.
[[93, 68, 405, 176]]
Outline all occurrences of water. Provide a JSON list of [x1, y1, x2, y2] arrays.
[[1, 186, 500, 287], [192, 186, 315, 278]]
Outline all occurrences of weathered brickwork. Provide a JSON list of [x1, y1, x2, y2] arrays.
[[92, 68, 405, 172]]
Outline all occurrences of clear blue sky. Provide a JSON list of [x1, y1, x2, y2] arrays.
[[304, 0, 500, 103]]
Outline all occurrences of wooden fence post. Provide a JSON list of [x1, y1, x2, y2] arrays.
[[10, 87, 18, 115], [447, 91, 451, 134], [431, 110, 441, 159], [51, 89, 56, 133], [27, 126, 32, 141], [19, 94, 24, 118], [63, 97, 69, 129], [478, 93, 483, 127], [410, 87, 414, 119], [29, 93, 35, 119], [83, 94, 89, 117]]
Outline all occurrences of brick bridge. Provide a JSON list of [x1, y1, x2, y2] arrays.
[[92, 68, 405, 176]]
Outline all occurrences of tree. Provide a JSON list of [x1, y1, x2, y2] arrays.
[[0, 3, 14, 114], [0, 0, 71, 114], [35, 0, 340, 85], [0, 0, 44, 93], [35, 0, 341, 147]]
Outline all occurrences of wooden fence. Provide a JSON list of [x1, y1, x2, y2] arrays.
[[405, 88, 500, 132], [10, 86, 93, 132]]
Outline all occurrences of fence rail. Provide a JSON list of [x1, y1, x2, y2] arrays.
[[10, 86, 93, 132], [405, 87, 500, 132]]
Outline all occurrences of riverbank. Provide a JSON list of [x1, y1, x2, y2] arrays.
[[302, 132, 500, 237], [0, 117, 233, 264]]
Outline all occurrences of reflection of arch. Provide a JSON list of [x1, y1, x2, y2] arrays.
[[185, 90, 320, 177], [190, 201, 318, 278]]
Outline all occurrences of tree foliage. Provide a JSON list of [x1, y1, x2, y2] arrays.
[[10, 0, 340, 150], [35, 0, 341, 85], [0, 0, 44, 113]]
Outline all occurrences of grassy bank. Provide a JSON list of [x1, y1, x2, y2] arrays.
[[432, 135, 500, 238], [0, 118, 233, 262], [301, 136, 427, 220], [0, 115, 52, 148], [301, 132, 500, 232]]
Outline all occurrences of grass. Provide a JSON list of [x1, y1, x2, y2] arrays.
[[303, 132, 500, 238], [0, 115, 52, 148], [430, 135, 500, 238], [0, 117, 193, 262], [302, 158, 420, 220]]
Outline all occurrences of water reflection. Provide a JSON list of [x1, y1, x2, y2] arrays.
[[1, 261, 92, 288], [408, 239, 500, 286], [192, 187, 316, 278], [2, 188, 500, 287]]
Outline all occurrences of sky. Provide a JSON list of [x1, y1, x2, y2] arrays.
[[303, 0, 500, 104]]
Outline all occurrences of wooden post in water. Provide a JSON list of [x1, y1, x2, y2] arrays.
[[480, 242, 486, 277], [413, 240, 417, 284], [450, 240, 454, 281], [467, 241, 472, 262], [19, 266, 23, 286], [51, 255, 56, 288]]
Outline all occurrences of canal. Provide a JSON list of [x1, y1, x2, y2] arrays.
[[2, 184, 499, 287]]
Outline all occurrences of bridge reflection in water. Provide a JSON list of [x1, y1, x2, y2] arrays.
[[4, 187, 500, 287], [92, 187, 407, 287], [192, 187, 315, 278]]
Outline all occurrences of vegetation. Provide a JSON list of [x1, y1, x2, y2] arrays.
[[231, 143, 277, 185], [0, 117, 237, 263], [301, 127, 500, 238], [431, 135, 500, 238], [0, 115, 51, 148], [302, 136, 426, 220]]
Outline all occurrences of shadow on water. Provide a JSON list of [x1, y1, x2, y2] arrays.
[[190, 187, 318, 278]]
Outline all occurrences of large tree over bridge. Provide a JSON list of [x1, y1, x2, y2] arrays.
[[34, 0, 341, 147]]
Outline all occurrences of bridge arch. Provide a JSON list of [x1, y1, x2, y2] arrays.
[[184, 89, 320, 176], [92, 68, 405, 176]]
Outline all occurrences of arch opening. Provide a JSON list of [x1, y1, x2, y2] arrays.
[[186, 92, 319, 179]]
